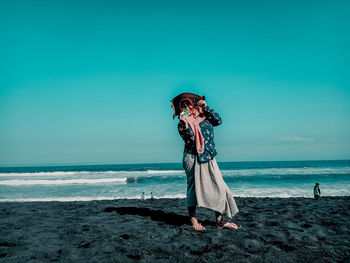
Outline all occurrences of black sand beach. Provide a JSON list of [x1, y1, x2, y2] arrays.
[[1, 197, 349, 262]]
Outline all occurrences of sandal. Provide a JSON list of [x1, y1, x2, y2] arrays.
[[192, 223, 206, 231], [190, 217, 206, 231], [216, 219, 239, 230]]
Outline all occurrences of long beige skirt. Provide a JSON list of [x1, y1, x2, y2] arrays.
[[183, 152, 239, 218]]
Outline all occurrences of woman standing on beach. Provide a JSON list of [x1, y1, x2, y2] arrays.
[[171, 93, 239, 231]]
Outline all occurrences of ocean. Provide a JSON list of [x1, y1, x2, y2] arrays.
[[0, 160, 349, 202]]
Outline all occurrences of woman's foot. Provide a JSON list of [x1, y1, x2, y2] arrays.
[[216, 215, 239, 229], [190, 217, 206, 231]]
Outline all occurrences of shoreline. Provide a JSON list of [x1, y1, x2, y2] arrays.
[[1, 195, 349, 203], [1, 197, 349, 262]]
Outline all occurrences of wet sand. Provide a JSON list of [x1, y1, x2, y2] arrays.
[[0, 197, 349, 262]]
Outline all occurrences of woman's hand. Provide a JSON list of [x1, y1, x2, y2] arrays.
[[197, 100, 207, 109], [179, 113, 186, 121]]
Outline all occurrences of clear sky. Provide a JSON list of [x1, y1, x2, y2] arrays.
[[0, 0, 349, 166]]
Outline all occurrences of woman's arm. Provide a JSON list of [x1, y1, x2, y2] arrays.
[[178, 120, 195, 142], [203, 106, 222, 127]]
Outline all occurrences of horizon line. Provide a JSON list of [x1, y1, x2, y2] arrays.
[[1, 158, 349, 169]]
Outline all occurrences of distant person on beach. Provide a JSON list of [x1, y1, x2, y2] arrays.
[[141, 192, 145, 200], [171, 93, 239, 231], [150, 192, 154, 200], [314, 183, 321, 199]]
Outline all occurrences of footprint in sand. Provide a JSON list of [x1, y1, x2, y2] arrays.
[[266, 221, 279, 227], [301, 223, 312, 228]]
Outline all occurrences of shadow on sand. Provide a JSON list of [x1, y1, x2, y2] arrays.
[[104, 206, 215, 227]]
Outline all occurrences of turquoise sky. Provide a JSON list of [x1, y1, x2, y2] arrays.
[[1, 0, 349, 166]]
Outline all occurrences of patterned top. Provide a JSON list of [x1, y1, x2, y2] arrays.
[[178, 106, 222, 163]]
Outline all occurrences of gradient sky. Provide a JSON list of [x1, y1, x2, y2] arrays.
[[0, 0, 349, 166]]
